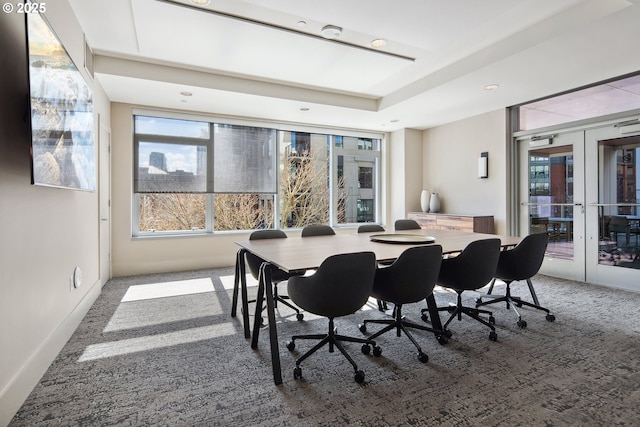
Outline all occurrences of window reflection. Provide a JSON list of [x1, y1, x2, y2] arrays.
[[528, 147, 574, 259], [598, 136, 640, 268]]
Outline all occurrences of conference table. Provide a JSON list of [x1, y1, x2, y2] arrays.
[[232, 228, 521, 385]]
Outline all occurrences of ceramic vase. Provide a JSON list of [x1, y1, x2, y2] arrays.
[[420, 189, 430, 213], [429, 192, 441, 213]]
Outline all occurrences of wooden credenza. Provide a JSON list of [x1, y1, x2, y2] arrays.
[[408, 212, 495, 234]]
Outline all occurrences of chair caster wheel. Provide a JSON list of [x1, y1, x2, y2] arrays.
[[489, 316, 496, 325], [517, 319, 527, 329], [373, 346, 382, 357], [444, 329, 453, 338], [286, 340, 295, 351], [354, 370, 365, 383], [418, 352, 429, 363], [475, 298, 482, 307], [546, 314, 556, 322], [489, 331, 498, 341], [361, 344, 371, 355], [293, 366, 302, 379], [421, 313, 429, 323], [436, 334, 448, 345], [296, 312, 304, 321], [359, 323, 367, 333]]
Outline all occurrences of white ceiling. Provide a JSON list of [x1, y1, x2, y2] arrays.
[[68, 0, 640, 132]]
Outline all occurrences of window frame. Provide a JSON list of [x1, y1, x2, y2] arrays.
[[132, 110, 384, 237]]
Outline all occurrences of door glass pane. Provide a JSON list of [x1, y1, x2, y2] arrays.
[[528, 147, 574, 259], [598, 136, 640, 268]]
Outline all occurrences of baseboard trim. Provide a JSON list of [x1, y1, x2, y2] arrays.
[[0, 280, 102, 426]]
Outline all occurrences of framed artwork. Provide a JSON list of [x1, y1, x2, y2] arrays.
[[27, 10, 96, 191]]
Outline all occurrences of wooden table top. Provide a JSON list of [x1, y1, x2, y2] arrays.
[[236, 228, 521, 273]]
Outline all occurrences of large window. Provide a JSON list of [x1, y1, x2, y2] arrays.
[[133, 113, 381, 235]]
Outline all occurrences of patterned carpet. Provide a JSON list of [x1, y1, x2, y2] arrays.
[[10, 268, 640, 426]]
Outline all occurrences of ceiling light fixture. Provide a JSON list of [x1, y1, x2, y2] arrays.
[[180, 91, 193, 96], [300, 107, 310, 111], [321, 25, 342, 39], [190, 0, 210, 5], [484, 84, 499, 91], [297, 20, 307, 27], [370, 39, 386, 48], [155, 0, 414, 61]]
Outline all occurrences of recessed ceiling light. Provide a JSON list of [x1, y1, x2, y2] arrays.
[[370, 39, 386, 48], [300, 107, 310, 111], [484, 84, 499, 90], [190, 0, 210, 5], [180, 91, 193, 96], [321, 25, 342, 39], [390, 119, 399, 123], [297, 20, 307, 27]]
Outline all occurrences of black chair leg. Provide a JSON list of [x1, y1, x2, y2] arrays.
[[438, 294, 497, 341], [287, 318, 378, 381], [361, 305, 442, 359], [477, 279, 554, 326]]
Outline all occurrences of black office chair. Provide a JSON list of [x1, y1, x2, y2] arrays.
[[394, 219, 421, 231], [285, 252, 380, 383], [427, 238, 501, 341], [359, 245, 444, 363], [245, 230, 304, 323], [357, 224, 387, 311], [357, 224, 385, 233], [475, 233, 555, 328], [609, 215, 632, 246], [301, 224, 336, 237]]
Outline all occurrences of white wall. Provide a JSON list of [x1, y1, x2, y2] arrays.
[[423, 109, 508, 234], [0, 3, 110, 424], [388, 128, 423, 223]]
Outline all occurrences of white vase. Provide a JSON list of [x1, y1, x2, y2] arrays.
[[420, 189, 430, 213], [429, 192, 441, 213]]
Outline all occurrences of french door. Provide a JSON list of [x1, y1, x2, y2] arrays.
[[584, 125, 640, 292], [518, 122, 640, 291], [519, 131, 585, 281]]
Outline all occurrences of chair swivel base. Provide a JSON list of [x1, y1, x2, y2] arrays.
[[244, 293, 304, 326], [475, 281, 556, 329], [359, 305, 446, 363], [434, 294, 498, 341], [286, 318, 381, 383]]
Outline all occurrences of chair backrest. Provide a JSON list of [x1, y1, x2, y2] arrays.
[[437, 238, 501, 291], [245, 229, 287, 280], [609, 215, 630, 233], [287, 252, 376, 318], [394, 219, 421, 231], [495, 232, 548, 281], [373, 245, 443, 304], [301, 224, 336, 237], [357, 224, 385, 233]]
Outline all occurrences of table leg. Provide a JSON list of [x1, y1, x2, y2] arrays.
[[231, 249, 251, 339], [231, 250, 241, 318], [250, 264, 266, 349], [425, 293, 444, 336], [250, 263, 282, 385]]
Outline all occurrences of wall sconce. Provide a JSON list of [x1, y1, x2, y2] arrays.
[[478, 152, 488, 179]]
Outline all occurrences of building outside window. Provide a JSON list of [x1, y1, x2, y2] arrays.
[[133, 114, 381, 235]]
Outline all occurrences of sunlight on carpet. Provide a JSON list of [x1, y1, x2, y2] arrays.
[[121, 278, 215, 302], [79, 323, 236, 362], [219, 274, 257, 290]]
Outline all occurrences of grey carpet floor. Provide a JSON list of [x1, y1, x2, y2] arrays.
[[10, 268, 640, 426]]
